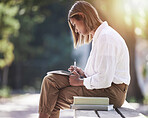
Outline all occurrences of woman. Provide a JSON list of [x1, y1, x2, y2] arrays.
[[39, 1, 130, 118]]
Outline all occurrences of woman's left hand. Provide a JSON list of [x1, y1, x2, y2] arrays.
[[69, 70, 84, 86]]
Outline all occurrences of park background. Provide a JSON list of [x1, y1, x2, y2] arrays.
[[0, 0, 148, 117]]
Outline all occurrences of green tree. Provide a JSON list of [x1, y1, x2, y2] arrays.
[[0, 1, 20, 86], [8, 0, 73, 89]]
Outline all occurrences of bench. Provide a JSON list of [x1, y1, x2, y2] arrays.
[[74, 101, 147, 118]]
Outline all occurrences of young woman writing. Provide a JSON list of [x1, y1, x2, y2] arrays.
[[38, 1, 130, 118]]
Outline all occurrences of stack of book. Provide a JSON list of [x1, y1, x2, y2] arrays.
[[70, 96, 113, 111]]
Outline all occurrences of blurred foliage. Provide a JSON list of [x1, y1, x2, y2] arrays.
[[0, 40, 14, 68], [142, 64, 147, 79], [90, 0, 148, 39], [0, 0, 74, 89], [9, 0, 73, 63], [127, 97, 137, 103], [0, 1, 20, 68], [0, 86, 11, 98]]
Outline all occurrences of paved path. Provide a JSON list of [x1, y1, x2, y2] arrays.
[[0, 94, 74, 118], [130, 103, 148, 117]]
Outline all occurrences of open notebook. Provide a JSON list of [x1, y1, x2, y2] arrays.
[[47, 70, 71, 76]]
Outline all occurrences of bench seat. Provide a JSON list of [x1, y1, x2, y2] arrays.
[[74, 101, 147, 118]]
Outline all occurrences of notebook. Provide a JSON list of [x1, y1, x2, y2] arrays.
[[47, 70, 71, 76]]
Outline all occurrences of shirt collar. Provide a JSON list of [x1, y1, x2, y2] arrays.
[[92, 21, 108, 43]]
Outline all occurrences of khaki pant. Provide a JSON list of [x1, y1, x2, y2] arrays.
[[39, 73, 128, 118]]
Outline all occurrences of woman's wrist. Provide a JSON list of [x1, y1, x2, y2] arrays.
[[81, 72, 86, 78]]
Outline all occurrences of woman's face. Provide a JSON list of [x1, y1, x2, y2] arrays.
[[70, 18, 88, 35]]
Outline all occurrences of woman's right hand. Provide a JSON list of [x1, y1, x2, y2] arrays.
[[68, 66, 86, 77]]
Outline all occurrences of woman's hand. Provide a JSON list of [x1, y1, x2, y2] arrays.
[[68, 66, 86, 77], [69, 70, 83, 86]]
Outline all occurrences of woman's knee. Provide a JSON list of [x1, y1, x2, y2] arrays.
[[41, 74, 56, 88], [42, 74, 51, 84]]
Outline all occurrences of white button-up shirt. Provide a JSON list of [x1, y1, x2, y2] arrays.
[[83, 21, 130, 89]]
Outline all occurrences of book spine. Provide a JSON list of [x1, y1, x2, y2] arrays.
[[70, 104, 113, 111], [73, 98, 109, 105]]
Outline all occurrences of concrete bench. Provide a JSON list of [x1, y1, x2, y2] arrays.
[[74, 101, 147, 118]]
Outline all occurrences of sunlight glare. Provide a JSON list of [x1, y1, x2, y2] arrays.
[[139, 8, 145, 18], [124, 15, 131, 26], [135, 27, 142, 36], [124, 3, 131, 15], [125, 0, 148, 12]]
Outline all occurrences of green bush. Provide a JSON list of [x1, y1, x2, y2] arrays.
[[127, 97, 137, 103], [0, 86, 11, 98]]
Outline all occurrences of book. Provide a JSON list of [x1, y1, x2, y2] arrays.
[[71, 96, 113, 111], [73, 96, 109, 105], [47, 70, 71, 76], [70, 104, 114, 111]]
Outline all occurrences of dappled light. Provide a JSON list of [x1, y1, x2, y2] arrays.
[[123, 0, 148, 38], [92, 0, 148, 38]]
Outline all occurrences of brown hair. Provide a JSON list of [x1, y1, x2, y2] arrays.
[[68, 1, 102, 48]]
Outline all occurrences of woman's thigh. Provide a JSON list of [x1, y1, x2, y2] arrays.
[[55, 84, 126, 109], [55, 86, 84, 109], [82, 84, 127, 108], [43, 73, 70, 89], [55, 86, 107, 110]]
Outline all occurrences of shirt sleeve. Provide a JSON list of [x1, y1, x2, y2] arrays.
[[83, 35, 118, 89]]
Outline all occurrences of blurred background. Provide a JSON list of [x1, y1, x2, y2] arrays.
[[0, 0, 148, 117]]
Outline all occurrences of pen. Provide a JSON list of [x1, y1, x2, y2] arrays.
[[74, 59, 76, 70]]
